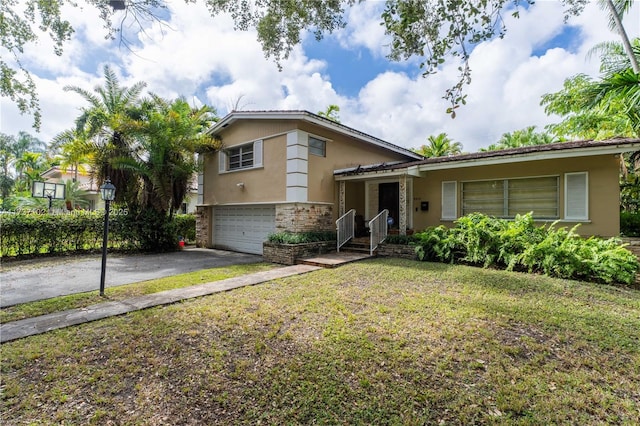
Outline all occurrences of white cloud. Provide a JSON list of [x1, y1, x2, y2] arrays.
[[340, 0, 639, 152], [337, 1, 390, 57]]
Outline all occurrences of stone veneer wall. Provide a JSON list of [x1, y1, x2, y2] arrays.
[[263, 241, 336, 265], [377, 243, 417, 260], [195, 206, 211, 248], [621, 238, 640, 286], [275, 203, 334, 233]]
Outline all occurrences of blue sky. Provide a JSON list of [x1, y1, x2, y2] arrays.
[[1, 0, 638, 152]]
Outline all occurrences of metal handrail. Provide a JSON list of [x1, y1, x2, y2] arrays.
[[336, 209, 355, 252], [368, 209, 389, 256]]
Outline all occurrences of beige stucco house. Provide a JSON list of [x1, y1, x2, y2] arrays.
[[196, 110, 640, 254], [196, 110, 421, 254]]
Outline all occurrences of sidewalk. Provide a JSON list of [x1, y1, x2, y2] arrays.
[[1, 264, 320, 343]]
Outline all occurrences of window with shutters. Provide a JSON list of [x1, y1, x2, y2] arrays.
[[564, 172, 588, 220], [219, 140, 263, 173], [461, 176, 559, 219]]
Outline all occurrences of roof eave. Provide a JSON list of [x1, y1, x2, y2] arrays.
[[208, 111, 422, 160], [413, 142, 640, 171]]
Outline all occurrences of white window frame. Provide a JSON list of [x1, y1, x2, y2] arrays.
[[309, 136, 326, 157], [441, 181, 457, 220], [564, 172, 589, 221], [219, 140, 263, 173]]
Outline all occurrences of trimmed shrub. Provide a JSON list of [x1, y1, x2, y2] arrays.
[[621, 211, 640, 237], [174, 214, 196, 242], [267, 231, 336, 244], [0, 208, 187, 258], [413, 213, 639, 285]]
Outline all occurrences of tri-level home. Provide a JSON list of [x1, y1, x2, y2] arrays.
[[195, 110, 640, 255]]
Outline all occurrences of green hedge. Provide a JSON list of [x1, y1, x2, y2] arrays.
[[621, 211, 640, 237], [267, 231, 336, 244], [413, 213, 639, 285], [0, 211, 195, 258]]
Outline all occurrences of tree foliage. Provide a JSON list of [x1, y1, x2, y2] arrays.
[[481, 126, 559, 151], [63, 65, 147, 206], [112, 95, 220, 216], [317, 104, 341, 122], [542, 38, 640, 139], [5, 0, 631, 128], [413, 133, 463, 157]]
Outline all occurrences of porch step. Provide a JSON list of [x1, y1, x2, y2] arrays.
[[297, 251, 372, 268], [340, 245, 371, 254]]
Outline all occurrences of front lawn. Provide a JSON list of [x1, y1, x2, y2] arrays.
[[2, 258, 639, 424]]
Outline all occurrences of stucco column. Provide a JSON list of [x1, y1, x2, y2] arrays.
[[339, 180, 346, 217], [399, 175, 407, 236]]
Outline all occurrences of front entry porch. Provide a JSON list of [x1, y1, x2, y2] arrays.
[[336, 174, 414, 236]]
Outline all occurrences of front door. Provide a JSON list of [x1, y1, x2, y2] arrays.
[[378, 182, 399, 229]]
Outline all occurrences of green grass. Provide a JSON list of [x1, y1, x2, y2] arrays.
[[0, 263, 275, 323], [2, 258, 639, 424]]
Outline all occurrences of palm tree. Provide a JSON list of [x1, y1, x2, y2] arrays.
[[414, 133, 463, 157], [62, 179, 90, 210], [0, 133, 16, 203], [580, 38, 640, 136], [599, 0, 639, 73], [317, 104, 341, 123], [14, 152, 47, 191], [64, 64, 147, 206], [51, 129, 93, 182], [482, 126, 558, 151], [10, 131, 47, 181], [113, 96, 220, 217]]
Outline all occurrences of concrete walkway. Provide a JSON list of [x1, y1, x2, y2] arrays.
[[1, 264, 320, 343]]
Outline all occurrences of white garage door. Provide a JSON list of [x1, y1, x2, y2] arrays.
[[213, 205, 275, 255]]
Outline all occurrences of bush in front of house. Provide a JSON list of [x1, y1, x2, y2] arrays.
[[621, 211, 640, 237], [174, 214, 196, 242], [267, 231, 336, 244], [0, 210, 189, 258], [413, 213, 639, 285]]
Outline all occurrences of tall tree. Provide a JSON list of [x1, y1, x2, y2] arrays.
[[0, 133, 16, 205], [602, 0, 639, 73], [4, 0, 635, 127], [51, 129, 93, 182], [541, 38, 640, 139], [113, 96, 220, 217], [64, 65, 146, 206], [14, 151, 47, 191], [413, 133, 463, 157]]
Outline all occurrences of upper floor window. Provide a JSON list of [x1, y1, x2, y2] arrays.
[[229, 144, 254, 170], [219, 140, 263, 173], [309, 137, 326, 157]]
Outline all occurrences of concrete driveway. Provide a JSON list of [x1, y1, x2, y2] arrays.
[[0, 248, 261, 307]]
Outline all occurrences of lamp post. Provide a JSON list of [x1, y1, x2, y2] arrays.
[[99, 178, 116, 296]]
